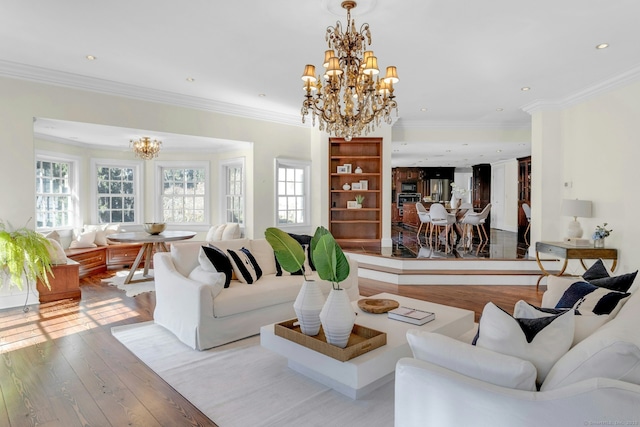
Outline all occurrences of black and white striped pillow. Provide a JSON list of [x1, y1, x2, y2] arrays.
[[555, 281, 630, 315], [227, 247, 263, 284]]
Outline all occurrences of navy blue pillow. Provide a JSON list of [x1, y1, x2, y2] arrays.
[[590, 271, 637, 293], [201, 245, 233, 288], [582, 259, 610, 281], [555, 281, 630, 315]]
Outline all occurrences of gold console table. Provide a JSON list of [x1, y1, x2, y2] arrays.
[[535, 241, 618, 289]]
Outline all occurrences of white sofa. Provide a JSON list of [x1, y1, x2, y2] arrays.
[[153, 238, 360, 350], [395, 283, 640, 426]]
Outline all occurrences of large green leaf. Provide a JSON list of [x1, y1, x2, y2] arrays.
[[264, 227, 305, 275], [312, 232, 349, 289]]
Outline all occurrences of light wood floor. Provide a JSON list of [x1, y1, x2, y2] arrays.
[[0, 272, 544, 426]]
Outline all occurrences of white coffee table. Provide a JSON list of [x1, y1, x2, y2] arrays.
[[260, 292, 474, 399]]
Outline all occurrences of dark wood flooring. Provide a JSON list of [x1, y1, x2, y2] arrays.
[[0, 271, 544, 426]]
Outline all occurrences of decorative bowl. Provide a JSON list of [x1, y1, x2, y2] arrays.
[[143, 222, 166, 235]]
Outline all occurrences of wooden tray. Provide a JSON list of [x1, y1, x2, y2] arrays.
[[274, 319, 387, 362], [357, 298, 399, 313]]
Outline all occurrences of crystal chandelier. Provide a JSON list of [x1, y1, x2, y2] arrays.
[[130, 137, 162, 160], [301, 1, 399, 141]]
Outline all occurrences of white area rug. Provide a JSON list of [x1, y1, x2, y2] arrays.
[[102, 270, 155, 297], [112, 322, 395, 427]]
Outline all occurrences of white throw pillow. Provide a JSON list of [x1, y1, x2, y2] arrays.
[[84, 224, 109, 246], [69, 230, 97, 249], [542, 275, 583, 308], [46, 238, 68, 265], [407, 330, 537, 391], [221, 223, 240, 240], [248, 239, 277, 275], [475, 302, 575, 384], [42, 230, 61, 245], [514, 300, 608, 347], [188, 266, 225, 298], [206, 224, 227, 242]]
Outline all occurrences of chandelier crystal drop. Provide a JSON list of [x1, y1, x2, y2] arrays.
[[130, 137, 162, 160], [301, 1, 399, 141]]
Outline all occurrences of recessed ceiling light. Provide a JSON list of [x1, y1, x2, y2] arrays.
[[596, 43, 609, 49], [258, 93, 266, 97], [496, 108, 504, 111], [445, 150, 452, 152], [86, 55, 97, 61], [497, 149, 502, 153], [462, 143, 469, 146], [401, 143, 408, 146], [420, 108, 428, 112], [186, 77, 195, 82], [521, 87, 530, 91]]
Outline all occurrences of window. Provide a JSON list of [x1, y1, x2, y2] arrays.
[[92, 159, 142, 224], [276, 158, 310, 227], [158, 162, 208, 224], [220, 158, 244, 225], [35, 154, 78, 228]]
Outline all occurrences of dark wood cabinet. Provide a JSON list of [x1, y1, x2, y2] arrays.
[[329, 137, 382, 247], [472, 164, 491, 209], [518, 156, 532, 228]]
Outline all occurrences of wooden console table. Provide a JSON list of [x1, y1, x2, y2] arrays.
[[535, 241, 618, 289]]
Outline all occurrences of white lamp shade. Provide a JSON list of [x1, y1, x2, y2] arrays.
[[561, 199, 592, 218]]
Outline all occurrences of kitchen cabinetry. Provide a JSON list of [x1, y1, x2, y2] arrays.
[[329, 137, 382, 247]]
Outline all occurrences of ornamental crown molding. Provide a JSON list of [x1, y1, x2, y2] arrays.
[[0, 59, 305, 128], [522, 63, 640, 115]]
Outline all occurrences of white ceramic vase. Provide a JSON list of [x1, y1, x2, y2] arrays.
[[320, 288, 356, 348], [293, 279, 325, 336], [450, 194, 458, 210]]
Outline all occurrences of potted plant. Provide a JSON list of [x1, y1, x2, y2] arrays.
[[355, 194, 365, 208], [311, 226, 354, 348], [265, 227, 325, 335], [0, 219, 53, 292]]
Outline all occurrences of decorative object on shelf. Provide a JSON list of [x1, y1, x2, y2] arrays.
[[561, 199, 592, 238], [359, 180, 368, 190], [355, 166, 363, 174], [313, 226, 354, 348], [343, 164, 352, 173], [351, 182, 362, 190], [347, 200, 358, 209], [300, 1, 399, 141], [265, 227, 325, 336], [130, 136, 162, 160], [355, 194, 365, 208], [143, 222, 166, 235], [342, 183, 351, 190], [337, 165, 348, 174], [592, 223, 612, 248], [0, 218, 53, 293], [357, 298, 399, 314]]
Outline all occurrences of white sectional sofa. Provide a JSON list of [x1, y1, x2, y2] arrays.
[[153, 238, 360, 350], [395, 278, 640, 426]]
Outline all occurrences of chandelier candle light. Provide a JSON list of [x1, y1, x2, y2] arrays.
[[301, 1, 399, 141], [131, 136, 162, 160]]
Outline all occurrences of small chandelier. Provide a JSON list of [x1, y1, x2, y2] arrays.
[[301, 0, 399, 141], [130, 137, 162, 160]]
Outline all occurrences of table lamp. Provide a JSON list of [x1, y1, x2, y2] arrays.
[[562, 199, 592, 238]]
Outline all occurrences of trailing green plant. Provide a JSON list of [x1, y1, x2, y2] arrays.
[[0, 220, 53, 291], [264, 226, 350, 290]]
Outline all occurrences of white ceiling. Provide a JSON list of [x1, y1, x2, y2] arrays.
[[5, 0, 640, 166]]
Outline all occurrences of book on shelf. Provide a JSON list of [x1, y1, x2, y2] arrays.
[[388, 306, 435, 325]]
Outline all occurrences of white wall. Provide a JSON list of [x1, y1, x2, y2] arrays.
[[490, 159, 518, 232], [0, 76, 311, 307], [531, 79, 640, 274]]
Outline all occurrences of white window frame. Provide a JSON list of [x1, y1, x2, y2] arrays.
[[35, 150, 80, 231], [155, 161, 210, 228], [274, 158, 311, 231], [219, 157, 245, 228], [90, 158, 143, 225]]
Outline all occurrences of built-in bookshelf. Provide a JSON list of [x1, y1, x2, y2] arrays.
[[329, 137, 382, 247]]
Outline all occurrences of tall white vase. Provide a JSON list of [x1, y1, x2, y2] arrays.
[[320, 288, 356, 348], [293, 279, 325, 336]]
